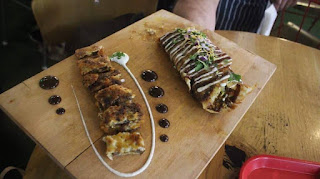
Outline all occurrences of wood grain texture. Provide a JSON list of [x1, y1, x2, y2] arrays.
[[200, 31, 320, 178], [1, 10, 275, 178], [0, 57, 104, 167], [24, 146, 72, 179]]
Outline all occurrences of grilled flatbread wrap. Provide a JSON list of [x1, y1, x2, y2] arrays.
[[160, 28, 252, 113]]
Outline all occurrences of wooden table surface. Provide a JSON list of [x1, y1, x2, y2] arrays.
[[199, 30, 320, 178], [24, 30, 320, 179]]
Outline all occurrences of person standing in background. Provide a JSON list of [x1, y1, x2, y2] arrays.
[[173, 0, 297, 32]]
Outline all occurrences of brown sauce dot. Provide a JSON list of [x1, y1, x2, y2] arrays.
[[56, 108, 65, 115], [141, 70, 158, 82], [159, 118, 170, 128], [149, 86, 164, 98], [156, 103, 168, 113], [39, 76, 59, 89], [160, 134, 169, 142], [48, 95, 61, 105]]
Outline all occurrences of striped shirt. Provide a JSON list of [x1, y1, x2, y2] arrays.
[[215, 0, 269, 32]]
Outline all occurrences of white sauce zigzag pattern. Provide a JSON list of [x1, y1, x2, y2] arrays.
[[160, 30, 234, 94]]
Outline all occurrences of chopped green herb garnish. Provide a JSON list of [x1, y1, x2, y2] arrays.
[[228, 72, 241, 82], [175, 28, 216, 72], [194, 60, 209, 71], [198, 60, 209, 69], [173, 36, 184, 44], [191, 31, 207, 38], [200, 32, 207, 38], [194, 62, 204, 72], [111, 52, 125, 59], [190, 53, 198, 60], [177, 28, 186, 34]]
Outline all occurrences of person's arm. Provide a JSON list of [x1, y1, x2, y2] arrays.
[[173, 0, 220, 31]]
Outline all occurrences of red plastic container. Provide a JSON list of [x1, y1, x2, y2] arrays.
[[239, 155, 320, 179]]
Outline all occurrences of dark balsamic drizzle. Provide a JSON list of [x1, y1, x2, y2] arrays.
[[149, 86, 164, 98], [160, 134, 169, 142], [56, 108, 65, 115], [39, 76, 59, 89], [156, 103, 168, 113], [48, 95, 62, 105], [141, 70, 158, 82], [158, 118, 170, 128]]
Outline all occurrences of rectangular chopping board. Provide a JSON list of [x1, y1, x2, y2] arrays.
[[0, 10, 276, 178]]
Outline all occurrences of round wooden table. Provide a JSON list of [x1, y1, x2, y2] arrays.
[[24, 31, 320, 179]]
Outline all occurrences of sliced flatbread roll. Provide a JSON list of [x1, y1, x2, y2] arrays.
[[102, 132, 145, 160], [100, 121, 141, 134], [75, 45, 104, 59], [99, 103, 142, 134], [83, 68, 122, 93], [77, 56, 112, 75], [99, 103, 142, 127], [75, 45, 145, 160], [160, 28, 252, 113], [94, 84, 135, 111]]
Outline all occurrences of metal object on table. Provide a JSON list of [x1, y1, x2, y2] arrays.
[[277, 0, 320, 49], [287, 21, 320, 47]]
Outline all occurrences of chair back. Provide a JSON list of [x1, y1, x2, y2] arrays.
[[31, 0, 158, 44]]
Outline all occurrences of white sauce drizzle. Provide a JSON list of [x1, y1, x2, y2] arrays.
[[197, 75, 230, 93], [214, 54, 229, 61], [193, 70, 217, 85], [220, 62, 232, 68], [173, 45, 194, 66], [169, 39, 188, 58], [159, 32, 170, 41], [162, 32, 179, 45], [164, 35, 181, 52], [180, 60, 194, 73], [189, 68, 205, 77], [188, 68, 195, 74], [194, 67, 218, 81], [173, 44, 192, 62], [189, 59, 232, 86], [110, 54, 130, 66], [220, 82, 227, 87], [160, 30, 239, 96], [166, 38, 184, 52], [72, 53, 155, 178]]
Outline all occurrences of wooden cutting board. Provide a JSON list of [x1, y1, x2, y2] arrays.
[[0, 10, 276, 178]]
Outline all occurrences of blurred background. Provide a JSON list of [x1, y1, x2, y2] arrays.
[[0, 0, 319, 178]]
